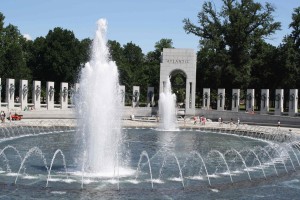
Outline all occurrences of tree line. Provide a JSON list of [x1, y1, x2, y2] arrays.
[[0, 0, 299, 105]]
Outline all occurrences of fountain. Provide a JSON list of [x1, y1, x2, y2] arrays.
[[76, 18, 123, 175], [0, 121, 299, 199], [0, 19, 299, 199], [159, 77, 177, 130]]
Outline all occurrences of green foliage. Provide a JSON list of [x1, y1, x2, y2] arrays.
[[267, 7, 300, 89], [107, 40, 124, 65], [183, 0, 281, 89], [249, 40, 278, 89], [79, 38, 92, 66], [44, 28, 81, 83], [0, 14, 32, 83], [154, 38, 173, 52], [290, 7, 300, 48], [29, 27, 90, 85]]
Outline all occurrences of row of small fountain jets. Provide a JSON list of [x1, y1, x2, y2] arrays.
[[0, 120, 300, 190]]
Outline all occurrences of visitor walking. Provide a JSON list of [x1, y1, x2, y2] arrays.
[[0, 111, 5, 123]]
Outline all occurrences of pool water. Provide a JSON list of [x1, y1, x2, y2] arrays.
[[0, 128, 299, 199]]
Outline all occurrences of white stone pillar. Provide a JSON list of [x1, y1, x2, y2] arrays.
[[260, 89, 269, 114], [60, 82, 68, 109], [46, 82, 55, 110], [119, 85, 125, 106], [185, 79, 196, 115], [231, 89, 240, 112], [132, 86, 140, 107], [203, 88, 210, 110], [185, 81, 189, 110], [6, 79, 15, 110], [33, 81, 41, 109], [217, 88, 225, 111], [275, 89, 284, 115], [246, 89, 255, 112], [289, 89, 298, 116], [20, 80, 28, 110], [70, 83, 80, 105], [147, 87, 154, 107]]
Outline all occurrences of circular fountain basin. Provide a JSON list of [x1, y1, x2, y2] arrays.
[[0, 127, 300, 199]]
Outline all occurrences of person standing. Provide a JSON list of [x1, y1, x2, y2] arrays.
[[0, 111, 3, 123], [200, 115, 203, 125], [237, 118, 240, 127], [277, 120, 280, 129]]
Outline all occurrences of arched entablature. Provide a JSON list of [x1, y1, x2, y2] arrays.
[[159, 48, 196, 115]]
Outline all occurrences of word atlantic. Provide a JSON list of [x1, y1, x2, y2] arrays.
[[165, 59, 189, 64]]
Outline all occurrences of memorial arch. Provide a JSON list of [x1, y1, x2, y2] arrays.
[[159, 48, 196, 115]]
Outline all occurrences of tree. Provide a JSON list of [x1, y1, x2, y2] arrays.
[[154, 38, 173, 52], [146, 38, 173, 63], [28, 37, 46, 80], [122, 42, 144, 66], [107, 40, 124, 66], [79, 38, 92, 67], [289, 7, 300, 89], [0, 13, 32, 84], [30, 28, 83, 84], [0, 12, 6, 80], [110, 42, 144, 102], [249, 40, 278, 89], [183, 0, 281, 89], [275, 7, 300, 89], [290, 7, 300, 49]]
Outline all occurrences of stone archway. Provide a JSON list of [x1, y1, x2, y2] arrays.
[[159, 48, 196, 115]]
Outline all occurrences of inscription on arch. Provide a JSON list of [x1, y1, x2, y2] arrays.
[[164, 59, 189, 64]]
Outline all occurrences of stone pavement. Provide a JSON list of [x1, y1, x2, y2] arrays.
[[1, 118, 299, 135], [122, 119, 300, 135]]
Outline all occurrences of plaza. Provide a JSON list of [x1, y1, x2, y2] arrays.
[[1, 0, 300, 198], [0, 48, 299, 129]]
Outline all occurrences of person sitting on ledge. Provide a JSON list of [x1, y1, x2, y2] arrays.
[[193, 116, 197, 125]]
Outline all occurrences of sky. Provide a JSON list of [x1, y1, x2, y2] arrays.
[[0, 0, 299, 53]]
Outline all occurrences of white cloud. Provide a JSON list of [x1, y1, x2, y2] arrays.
[[23, 34, 32, 41]]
